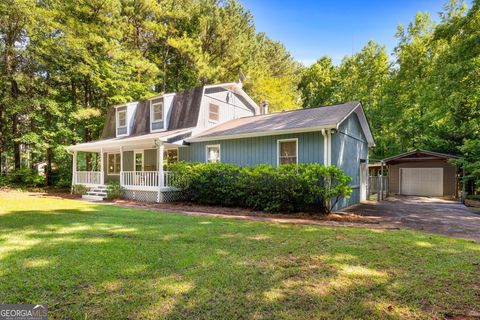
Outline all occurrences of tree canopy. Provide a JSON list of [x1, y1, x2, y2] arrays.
[[299, 0, 479, 191]]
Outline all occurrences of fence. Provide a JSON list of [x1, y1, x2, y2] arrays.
[[368, 175, 388, 200]]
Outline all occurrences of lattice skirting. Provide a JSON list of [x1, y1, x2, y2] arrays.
[[124, 190, 158, 202], [124, 189, 185, 203], [161, 190, 186, 202]]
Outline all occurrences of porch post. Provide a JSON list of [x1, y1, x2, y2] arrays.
[[71, 151, 77, 192], [120, 146, 124, 186], [100, 147, 104, 185], [157, 142, 164, 203]]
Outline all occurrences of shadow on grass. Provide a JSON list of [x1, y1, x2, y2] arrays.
[[0, 201, 479, 319]]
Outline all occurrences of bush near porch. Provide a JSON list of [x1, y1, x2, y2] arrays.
[[171, 162, 352, 213]]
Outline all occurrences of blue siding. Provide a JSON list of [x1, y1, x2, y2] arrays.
[[331, 112, 368, 208], [185, 132, 325, 166], [181, 112, 369, 210]]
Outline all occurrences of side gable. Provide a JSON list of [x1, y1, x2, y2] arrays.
[[337, 103, 374, 146], [337, 110, 367, 143], [383, 150, 459, 164]]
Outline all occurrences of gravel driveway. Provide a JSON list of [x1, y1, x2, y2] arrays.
[[345, 196, 480, 242]]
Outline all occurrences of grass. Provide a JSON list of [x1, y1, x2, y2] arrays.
[[0, 193, 479, 319]]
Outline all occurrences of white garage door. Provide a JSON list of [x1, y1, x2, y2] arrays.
[[400, 168, 443, 196]]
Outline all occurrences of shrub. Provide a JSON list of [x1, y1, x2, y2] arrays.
[[72, 184, 88, 195], [171, 162, 352, 213], [106, 181, 125, 199], [466, 194, 480, 201], [298, 164, 352, 213], [1, 169, 46, 187]]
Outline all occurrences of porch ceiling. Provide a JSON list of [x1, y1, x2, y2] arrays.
[[66, 128, 193, 152]]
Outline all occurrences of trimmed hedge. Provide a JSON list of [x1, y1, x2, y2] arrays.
[[170, 162, 352, 213]]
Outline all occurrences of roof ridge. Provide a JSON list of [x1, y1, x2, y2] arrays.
[[231, 101, 360, 121]]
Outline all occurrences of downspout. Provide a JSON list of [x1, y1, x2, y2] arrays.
[[327, 129, 332, 166], [321, 129, 328, 166]]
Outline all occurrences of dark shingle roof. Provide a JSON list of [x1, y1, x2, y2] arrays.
[[188, 102, 374, 145], [168, 86, 204, 130]]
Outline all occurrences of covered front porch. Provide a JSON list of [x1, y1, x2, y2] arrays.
[[68, 134, 187, 202]]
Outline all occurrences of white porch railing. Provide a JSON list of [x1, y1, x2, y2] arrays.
[[121, 171, 178, 189], [75, 171, 102, 185], [122, 171, 159, 188]]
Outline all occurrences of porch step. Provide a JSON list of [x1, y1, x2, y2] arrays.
[[90, 189, 107, 194], [82, 194, 105, 201], [83, 186, 107, 201], [86, 192, 107, 197]]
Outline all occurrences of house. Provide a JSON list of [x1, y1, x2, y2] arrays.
[[383, 150, 459, 197], [66, 82, 374, 208]]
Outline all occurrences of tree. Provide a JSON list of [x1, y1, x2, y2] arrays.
[[298, 56, 338, 108]]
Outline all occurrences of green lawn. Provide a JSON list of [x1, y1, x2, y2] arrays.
[[0, 194, 479, 319]]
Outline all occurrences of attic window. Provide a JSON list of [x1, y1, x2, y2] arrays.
[[117, 110, 126, 128], [151, 102, 163, 122], [209, 103, 219, 122]]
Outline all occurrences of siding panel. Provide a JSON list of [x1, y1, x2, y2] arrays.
[[331, 113, 368, 208], [186, 132, 325, 166]]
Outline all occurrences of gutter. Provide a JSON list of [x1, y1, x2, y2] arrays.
[[186, 125, 337, 143]]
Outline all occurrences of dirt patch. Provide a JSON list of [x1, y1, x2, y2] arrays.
[[465, 199, 480, 208]]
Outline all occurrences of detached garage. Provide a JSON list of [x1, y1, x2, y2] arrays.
[[384, 150, 458, 198]]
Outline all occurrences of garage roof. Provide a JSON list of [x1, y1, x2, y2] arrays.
[[383, 150, 459, 164]]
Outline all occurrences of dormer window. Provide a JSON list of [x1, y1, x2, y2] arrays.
[[152, 102, 163, 122], [209, 103, 219, 122], [116, 107, 128, 136], [117, 110, 126, 128]]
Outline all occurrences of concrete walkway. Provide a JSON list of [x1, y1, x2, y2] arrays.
[[345, 196, 480, 242]]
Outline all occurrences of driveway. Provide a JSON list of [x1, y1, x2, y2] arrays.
[[345, 196, 480, 242]]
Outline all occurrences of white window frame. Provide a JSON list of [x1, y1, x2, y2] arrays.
[[134, 150, 144, 172], [150, 100, 166, 133], [151, 101, 164, 123], [107, 153, 121, 175], [116, 108, 128, 137], [206, 144, 221, 163], [208, 103, 220, 123], [277, 138, 298, 166]]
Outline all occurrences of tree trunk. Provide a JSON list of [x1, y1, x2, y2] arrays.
[[46, 147, 53, 186], [12, 114, 21, 170]]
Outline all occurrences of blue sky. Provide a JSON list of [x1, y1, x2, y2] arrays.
[[241, 0, 456, 65]]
